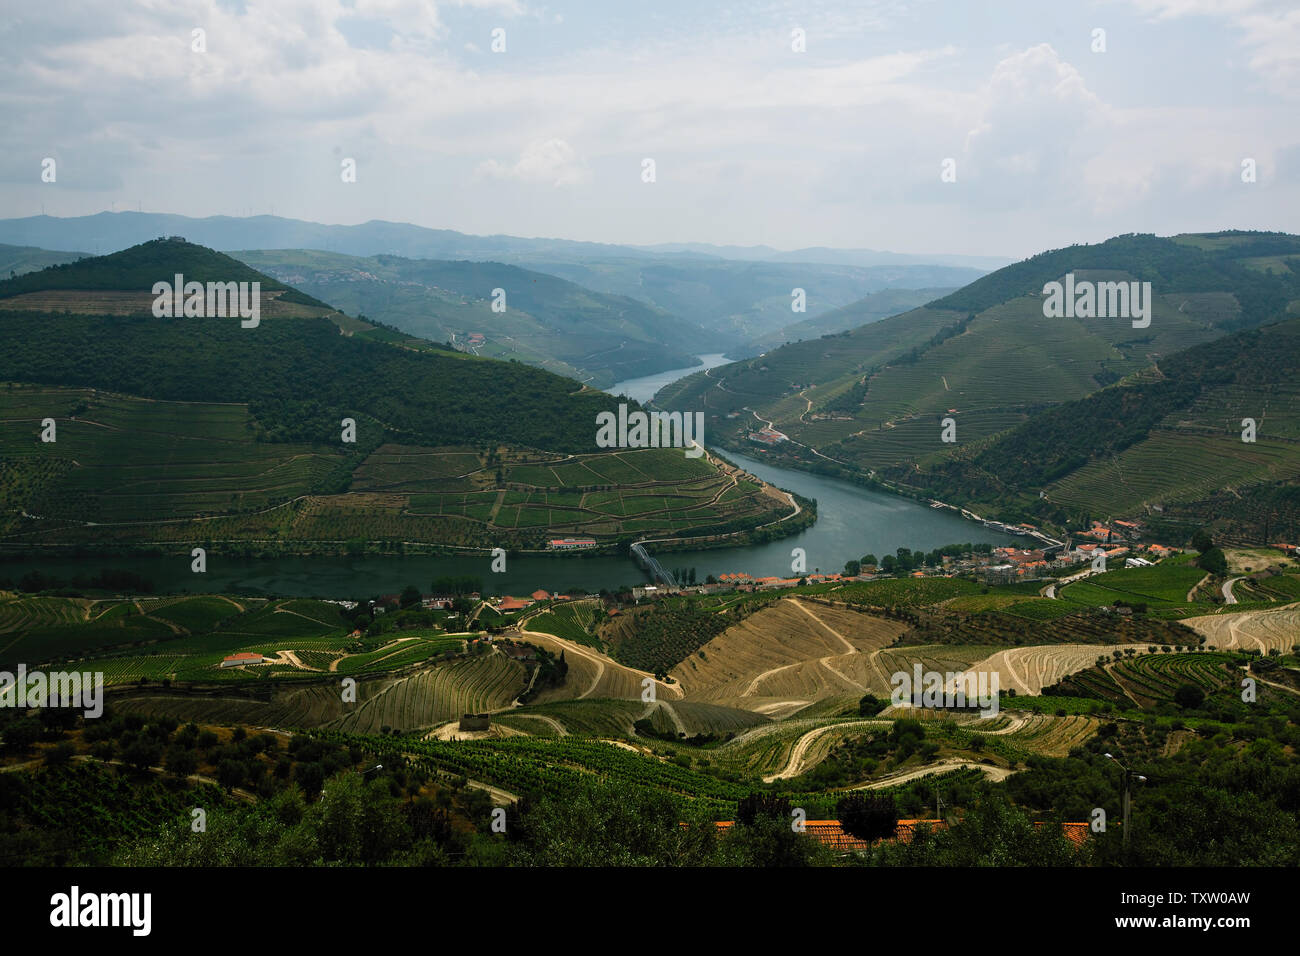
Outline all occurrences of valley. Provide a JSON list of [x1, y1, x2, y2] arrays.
[[2, 225, 1298, 875]]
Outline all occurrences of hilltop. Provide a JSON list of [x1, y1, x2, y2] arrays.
[[0, 241, 796, 552]]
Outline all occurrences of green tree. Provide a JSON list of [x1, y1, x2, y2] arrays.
[[1198, 547, 1228, 576], [166, 746, 199, 778], [217, 759, 246, 790], [1, 717, 42, 751], [1173, 684, 1205, 709], [836, 793, 898, 842], [121, 738, 164, 773]]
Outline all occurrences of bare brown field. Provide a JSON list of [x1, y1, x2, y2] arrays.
[[1183, 603, 1300, 654], [946, 643, 1146, 696], [670, 599, 906, 706], [867, 645, 1006, 697]]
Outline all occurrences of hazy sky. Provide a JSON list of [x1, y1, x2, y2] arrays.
[[2, 0, 1297, 258]]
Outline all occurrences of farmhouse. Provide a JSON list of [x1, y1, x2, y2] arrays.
[[549, 537, 597, 550], [1070, 543, 1106, 562], [749, 427, 788, 445], [717, 573, 753, 585], [530, 589, 551, 602], [220, 652, 264, 668], [458, 713, 490, 732], [497, 596, 531, 611]]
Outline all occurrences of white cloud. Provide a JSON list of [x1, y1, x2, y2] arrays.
[[0, 0, 1295, 254], [476, 139, 590, 186]]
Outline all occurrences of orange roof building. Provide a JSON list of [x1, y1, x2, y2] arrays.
[[710, 818, 1089, 852], [220, 652, 264, 668]]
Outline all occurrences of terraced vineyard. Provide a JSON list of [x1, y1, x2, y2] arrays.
[[999, 713, 1101, 757], [1047, 652, 1239, 707], [1056, 560, 1214, 614], [671, 598, 907, 704], [1183, 602, 1300, 654], [0, 385, 341, 530], [495, 700, 646, 738], [1046, 429, 1300, 516], [113, 652, 526, 734], [525, 600, 604, 649], [604, 598, 748, 674], [0, 403, 788, 552], [354, 733, 836, 817], [333, 635, 467, 674]]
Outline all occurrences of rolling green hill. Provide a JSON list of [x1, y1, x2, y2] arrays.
[[0, 242, 792, 551], [0, 237, 331, 310], [747, 286, 957, 353], [665, 231, 1300, 541], [0, 243, 87, 278], [233, 249, 711, 389], [898, 314, 1300, 542]]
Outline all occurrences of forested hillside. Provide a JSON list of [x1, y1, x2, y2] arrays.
[[663, 231, 1300, 540], [235, 249, 710, 388], [0, 241, 793, 550]]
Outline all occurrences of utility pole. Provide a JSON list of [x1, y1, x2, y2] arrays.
[[1105, 753, 1146, 852]]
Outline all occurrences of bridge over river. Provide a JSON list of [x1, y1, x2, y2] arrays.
[[630, 542, 677, 589]]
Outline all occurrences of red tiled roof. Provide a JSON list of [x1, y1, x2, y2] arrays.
[[709, 818, 1090, 852]]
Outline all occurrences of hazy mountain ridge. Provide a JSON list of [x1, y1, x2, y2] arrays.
[[232, 248, 711, 388], [0, 213, 993, 357]]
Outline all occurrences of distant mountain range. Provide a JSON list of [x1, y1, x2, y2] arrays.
[[631, 242, 1011, 271], [0, 213, 993, 360], [0, 211, 1008, 270]]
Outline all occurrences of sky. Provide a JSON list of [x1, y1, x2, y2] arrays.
[[1, 0, 1297, 259]]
